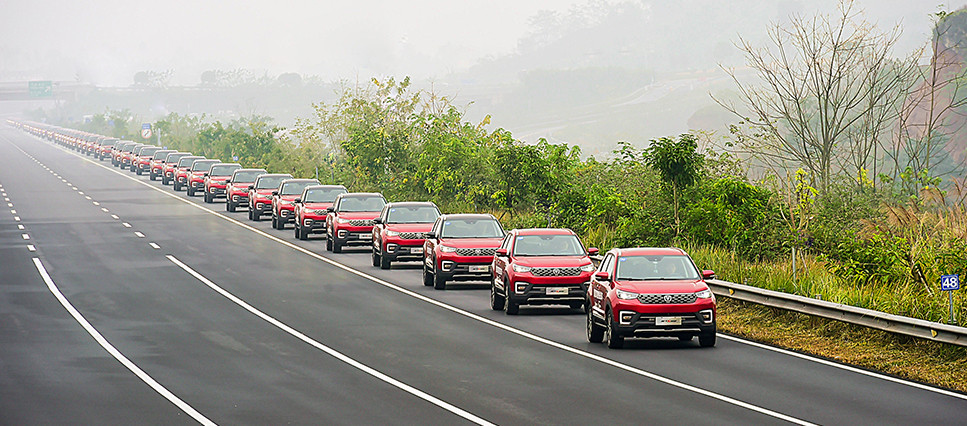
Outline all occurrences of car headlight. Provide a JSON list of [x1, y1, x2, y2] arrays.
[[616, 289, 639, 300], [303, 209, 318, 215], [386, 230, 400, 237], [579, 263, 595, 272], [279, 200, 292, 205], [336, 217, 350, 224], [695, 289, 713, 299], [512, 264, 532, 273], [440, 245, 457, 253]]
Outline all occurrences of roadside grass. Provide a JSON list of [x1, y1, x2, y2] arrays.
[[718, 298, 967, 394]]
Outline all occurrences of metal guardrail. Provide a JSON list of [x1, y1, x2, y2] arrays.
[[707, 278, 967, 347]]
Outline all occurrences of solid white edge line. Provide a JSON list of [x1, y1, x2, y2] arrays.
[[31, 257, 217, 426], [60, 148, 815, 425], [166, 255, 494, 426], [718, 334, 967, 400]]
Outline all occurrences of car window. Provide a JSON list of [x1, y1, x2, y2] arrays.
[[615, 255, 700, 281], [281, 181, 317, 195], [178, 157, 200, 167], [210, 165, 240, 176], [512, 234, 585, 256], [191, 161, 218, 171], [440, 218, 504, 238], [303, 187, 346, 203], [598, 254, 614, 274], [232, 170, 266, 182], [256, 176, 290, 189], [140, 147, 160, 156], [337, 196, 386, 212], [386, 205, 440, 224]]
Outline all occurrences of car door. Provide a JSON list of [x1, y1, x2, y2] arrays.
[[593, 253, 616, 313]]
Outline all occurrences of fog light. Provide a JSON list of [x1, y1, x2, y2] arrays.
[[338, 230, 348, 238], [620, 311, 634, 325], [304, 219, 312, 227], [210, 188, 217, 193], [386, 244, 397, 252], [515, 282, 528, 294], [699, 309, 714, 324], [441, 261, 454, 271], [233, 195, 239, 201]]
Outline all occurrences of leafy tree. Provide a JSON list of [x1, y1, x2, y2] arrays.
[[642, 133, 704, 236]]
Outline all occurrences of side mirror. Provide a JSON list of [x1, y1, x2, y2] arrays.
[[424, 231, 436, 239], [373, 218, 383, 224], [203, 172, 209, 177], [326, 206, 334, 213], [702, 270, 716, 280], [496, 248, 508, 257], [294, 198, 302, 203], [224, 179, 231, 184], [272, 191, 279, 196], [594, 271, 611, 282], [248, 185, 254, 190], [588, 247, 599, 256]]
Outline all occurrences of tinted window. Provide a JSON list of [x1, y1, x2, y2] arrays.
[[615, 255, 699, 281], [140, 147, 160, 156], [303, 187, 346, 203], [281, 181, 317, 195], [387, 205, 440, 224], [166, 153, 188, 163], [512, 234, 585, 256], [190, 160, 218, 171], [256, 176, 289, 189], [152, 150, 174, 160], [101, 139, 118, 147], [210, 165, 240, 176], [178, 157, 201, 167], [232, 170, 266, 183], [337, 196, 386, 212], [440, 218, 504, 238]]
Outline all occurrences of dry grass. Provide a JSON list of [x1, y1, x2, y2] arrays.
[[718, 298, 967, 393]]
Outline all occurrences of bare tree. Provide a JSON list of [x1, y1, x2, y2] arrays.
[[716, 0, 918, 193]]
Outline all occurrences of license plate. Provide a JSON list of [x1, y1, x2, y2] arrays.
[[655, 317, 682, 326], [469, 265, 489, 273], [546, 287, 568, 295], [358, 233, 372, 240], [410, 247, 423, 254]]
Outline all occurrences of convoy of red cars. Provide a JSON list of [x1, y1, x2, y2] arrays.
[[11, 120, 718, 348]]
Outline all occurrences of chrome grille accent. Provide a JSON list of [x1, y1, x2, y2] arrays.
[[637, 293, 697, 305], [530, 267, 582, 277], [349, 219, 373, 226], [398, 232, 426, 240], [455, 247, 497, 257]]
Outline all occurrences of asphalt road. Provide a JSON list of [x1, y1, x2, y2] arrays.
[[2, 124, 966, 425]]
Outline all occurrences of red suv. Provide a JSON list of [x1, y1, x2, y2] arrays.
[[270, 178, 320, 230], [161, 152, 192, 185], [422, 214, 505, 290], [490, 228, 598, 315], [587, 247, 717, 348], [293, 185, 347, 240], [96, 138, 119, 160], [132, 146, 161, 175], [371, 202, 441, 270], [147, 150, 176, 180], [325, 192, 386, 253], [185, 159, 220, 196], [120, 143, 146, 170], [248, 174, 292, 221], [172, 156, 205, 191], [202, 163, 241, 203], [225, 168, 267, 212]]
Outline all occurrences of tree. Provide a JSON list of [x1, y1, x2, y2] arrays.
[[642, 133, 703, 236], [717, 0, 919, 193]]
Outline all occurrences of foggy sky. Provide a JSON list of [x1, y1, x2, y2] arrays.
[[0, 0, 951, 86]]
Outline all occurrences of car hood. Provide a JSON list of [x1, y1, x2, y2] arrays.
[[279, 194, 300, 201], [615, 279, 708, 294], [209, 176, 230, 181], [386, 223, 433, 232], [303, 202, 333, 210], [252, 189, 274, 196], [337, 211, 380, 220], [439, 237, 503, 248], [514, 255, 591, 268]]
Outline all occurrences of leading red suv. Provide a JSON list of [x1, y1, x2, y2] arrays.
[[293, 185, 347, 240], [270, 178, 320, 230], [490, 228, 598, 315], [325, 192, 386, 253], [587, 247, 716, 348], [371, 202, 441, 270], [225, 168, 267, 212], [422, 214, 505, 290], [248, 173, 292, 221]]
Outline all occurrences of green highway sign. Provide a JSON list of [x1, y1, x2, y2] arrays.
[[28, 81, 53, 98]]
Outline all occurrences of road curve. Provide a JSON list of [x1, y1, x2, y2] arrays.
[[1, 125, 965, 425]]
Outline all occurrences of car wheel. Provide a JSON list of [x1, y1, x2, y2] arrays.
[[372, 250, 380, 267], [252, 211, 261, 222], [173, 181, 179, 191], [204, 192, 212, 203], [299, 225, 309, 240], [227, 200, 235, 212], [490, 280, 504, 310], [332, 239, 342, 253], [162, 177, 169, 185], [380, 252, 391, 270], [699, 331, 716, 348], [570, 301, 585, 313], [605, 310, 624, 349], [136, 168, 142, 175], [587, 306, 604, 343], [149, 172, 156, 180], [433, 271, 446, 290], [504, 280, 519, 315], [423, 265, 434, 287], [187, 186, 195, 196], [271, 215, 277, 228], [326, 233, 333, 251], [294, 225, 301, 239]]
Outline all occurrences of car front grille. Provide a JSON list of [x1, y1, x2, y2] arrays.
[[530, 267, 582, 277], [456, 247, 496, 257], [349, 219, 373, 226], [398, 232, 425, 240], [637, 293, 697, 305]]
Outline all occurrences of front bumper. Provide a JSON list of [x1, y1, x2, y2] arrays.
[[611, 310, 716, 338], [435, 260, 492, 282], [506, 279, 590, 306], [333, 227, 374, 247], [300, 217, 327, 233]]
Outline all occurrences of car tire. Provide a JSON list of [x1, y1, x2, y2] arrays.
[[326, 233, 333, 251], [187, 186, 195, 197], [204, 192, 213, 203], [270, 215, 277, 228], [605, 310, 624, 349], [380, 252, 391, 270], [587, 307, 604, 343], [173, 181, 180, 191], [504, 280, 519, 315], [433, 271, 446, 290], [227, 201, 236, 212], [490, 281, 504, 310], [332, 239, 342, 253], [162, 176, 169, 185], [294, 225, 301, 239], [423, 265, 434, 287], [252, 210, 261, 221], [136, 168, 143, 175], [149, 172, 156, 180], [699, 331, 716, 348], [570, 301, 585, 313], [372, 250, 380, 267], [299, 225, 309, 240]]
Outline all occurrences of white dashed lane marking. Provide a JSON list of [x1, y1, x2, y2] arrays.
[[21, 234, 30, 240], [149, 243, 161, 249], [134, 232, 145, 238], [111, 215, 119, 220], [27, 245, 36, 252], [122, 223, 131, 228]]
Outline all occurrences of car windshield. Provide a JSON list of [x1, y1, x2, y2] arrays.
[[256, 176, 290, 189], [210, 165, 240, 176], [281, 181, 316, 195], [232, 170, 266, 182], [441, 219, 504, 238], [387, 205, 440, 224], [513, 234, 585, 256], [166, 154, 187, 163], [101, 140, 117, 147], [303, 188, 346, 203], [616, 255, 699, 281], [140, 147, 160, 156], [338, 196, 386, 212], [191, 161, 218, 171], [178, 157, 201, 167]]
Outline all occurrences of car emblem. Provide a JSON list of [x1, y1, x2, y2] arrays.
[[475, 249, 482, 255], [663, 295, 673, 303]]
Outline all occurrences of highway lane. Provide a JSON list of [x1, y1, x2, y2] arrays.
[[4, 124, 967, 424]]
